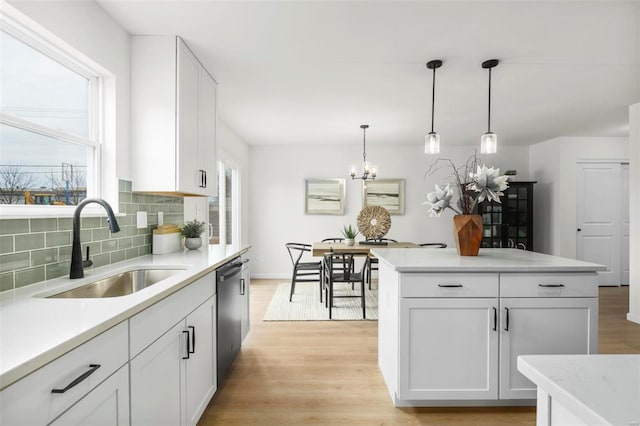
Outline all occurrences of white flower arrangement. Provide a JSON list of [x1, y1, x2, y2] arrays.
[[424, 154, 509, 217]]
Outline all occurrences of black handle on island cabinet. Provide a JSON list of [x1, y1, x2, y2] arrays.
[[51, 364, 101, 394], [504, 307, 510, 331], [493, 307, 497, 331]]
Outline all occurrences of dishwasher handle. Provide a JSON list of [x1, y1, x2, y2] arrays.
[[218, 261, 243, 282]]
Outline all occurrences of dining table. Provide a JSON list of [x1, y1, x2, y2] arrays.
[[311, 241, 419, 257]]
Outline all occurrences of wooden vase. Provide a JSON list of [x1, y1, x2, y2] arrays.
[[453, 214, 483, 256]]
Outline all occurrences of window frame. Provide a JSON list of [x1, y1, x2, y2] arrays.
[[0, 5, 107, 217]]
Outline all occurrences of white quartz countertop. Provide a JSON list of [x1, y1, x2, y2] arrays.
[[518, 355, 640, 426], [370, 248, 606, 272], [0, 245, 250, 390]]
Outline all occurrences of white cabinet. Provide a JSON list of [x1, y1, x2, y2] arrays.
[[379, 267, 599, 406], [0, 322, 129, 425], [132, 35, 216, 196], [185, 296, 217, 425], [241, 260, 251, 342], [399, 298, 498, 400], [498, 272, 599, 399], [130, 320, 184, 426], [130, 273, 217, 426], [50, 365, 129, 426]]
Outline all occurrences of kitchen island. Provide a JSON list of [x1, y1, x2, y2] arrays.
[[518, 355, 640, 426], [371, 248, 605, 407]]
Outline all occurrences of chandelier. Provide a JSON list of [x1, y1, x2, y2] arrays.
[[349, 124, 377, 180]]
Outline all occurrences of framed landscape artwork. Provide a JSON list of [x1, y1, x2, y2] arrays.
[[362, 179, 405, 215], [304, 179, 346, 215]]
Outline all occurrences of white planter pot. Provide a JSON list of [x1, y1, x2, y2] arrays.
[[184, 237, 202, 250], [345, 238, 355, 246]]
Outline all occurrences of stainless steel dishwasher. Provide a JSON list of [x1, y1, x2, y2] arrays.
[[216, 257, 244, 385]]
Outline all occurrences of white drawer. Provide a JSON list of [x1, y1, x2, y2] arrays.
[[400, 273, 499, 298], [130, 272, 215, 357], [0, 321, 128, 426], [500, 272, 599, 298]]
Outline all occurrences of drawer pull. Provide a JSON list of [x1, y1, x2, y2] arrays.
[[51, 364, 101, 394], [437, 284, 463, 288], [538, 284, 565, 288]]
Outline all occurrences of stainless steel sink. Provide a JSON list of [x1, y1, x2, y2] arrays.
[[47, 269, 184, 298]]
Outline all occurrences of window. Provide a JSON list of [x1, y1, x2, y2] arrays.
[[208, 161, 240, 249], [0, 11, 102, 210]]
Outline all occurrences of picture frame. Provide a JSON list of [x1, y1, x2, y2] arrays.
[[304, 179, 346, 215], [362, 179, 405, 215]]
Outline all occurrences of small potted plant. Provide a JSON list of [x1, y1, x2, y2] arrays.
[[181, 219, 206, 250], [341, 224, 360, 246]]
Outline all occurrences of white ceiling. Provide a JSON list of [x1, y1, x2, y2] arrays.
[[97, 0, 640, 147]]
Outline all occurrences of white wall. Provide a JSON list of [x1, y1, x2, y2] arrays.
[[529, 137, 629, 258], [249, 143, 529, 278], [8, 0, 132, 187], [629, 103, 640, 324]]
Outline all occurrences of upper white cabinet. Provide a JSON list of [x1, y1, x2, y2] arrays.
[[132, 36, 216, 196]]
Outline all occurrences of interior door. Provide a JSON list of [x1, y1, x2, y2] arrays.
[[576, 162, 621, 286], [621, 163, 630, 285]]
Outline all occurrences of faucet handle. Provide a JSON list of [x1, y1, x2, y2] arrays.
[[83, 246, 93, 268]]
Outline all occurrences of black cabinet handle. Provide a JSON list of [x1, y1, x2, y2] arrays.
[[182, 330, 190, 359], [240, 278, 245, 295], [188, 326, 195, 354], [51, 364, 100, 394], [538, 284, 565, 288], [492, 307, 497, 331], [437, 284, 463, 288], [204, 171, 207, 188], [504, 307, 510, 331]]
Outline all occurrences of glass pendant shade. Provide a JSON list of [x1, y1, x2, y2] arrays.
[[425, 131, 440, 154], [480, 132, 497, 154]]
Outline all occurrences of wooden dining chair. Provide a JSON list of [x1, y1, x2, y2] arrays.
[[286, 243, 322, 302], [365, 238, 397, 289], [322, 250, 369, 319]]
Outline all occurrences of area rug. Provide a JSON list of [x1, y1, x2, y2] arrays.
[[263, 282, 377, 321]]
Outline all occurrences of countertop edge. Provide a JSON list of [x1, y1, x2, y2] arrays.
[[0, 245, 251, 391]]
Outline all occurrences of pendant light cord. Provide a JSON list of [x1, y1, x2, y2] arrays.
[[487, 67, 492, 133], [431, 66, 436, 133], [362, 126, 367, 164]]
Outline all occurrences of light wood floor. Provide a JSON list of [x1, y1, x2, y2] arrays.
[[198, 281, 640, 425]]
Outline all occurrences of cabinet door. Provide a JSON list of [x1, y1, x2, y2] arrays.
[[499, 297, 598, 399], [177, 39, 201, 195], [198, 69, 217, 197], [185, 296, 217, 426], [399, 298, 499, 400], [130, 321, 186, 426], [241, 264, 250, 342], [50, 366, 129, 426]]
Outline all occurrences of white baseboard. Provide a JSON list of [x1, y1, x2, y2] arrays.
[[627, 312, 640, 325], [251, 273, 290, 280]]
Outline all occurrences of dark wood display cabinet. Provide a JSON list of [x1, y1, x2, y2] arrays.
[[477, 181, 536, 251]]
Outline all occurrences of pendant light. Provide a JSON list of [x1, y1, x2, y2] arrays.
[[481, 59, 499, 154], [349, 124, 377, 180], [425, 59, 443, 154]]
